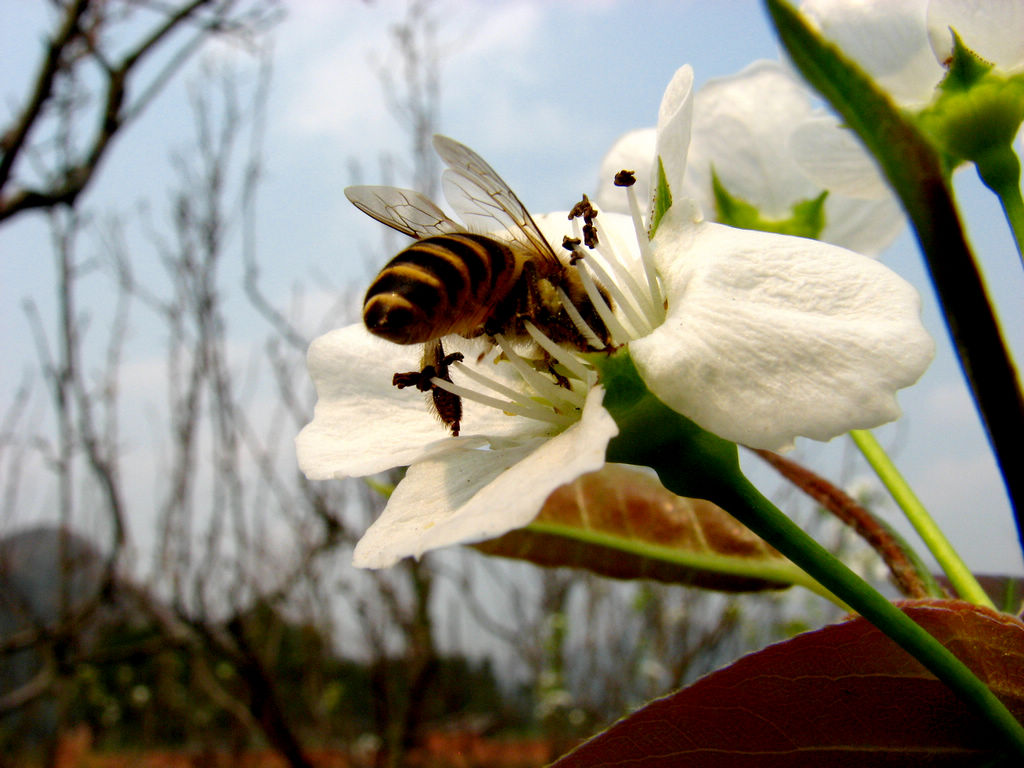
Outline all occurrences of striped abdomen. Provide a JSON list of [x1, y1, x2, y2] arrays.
[[363, 233, 525, 345]]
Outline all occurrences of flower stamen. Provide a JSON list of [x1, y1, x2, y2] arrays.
[[425, 327, 592, 428], [555, 286, 608, 350], [621, 176, 666, 323], [523, 320, 595, 384], [494, 334, 585, 410], [571, 233, 652, 337], [429, 374, 572, 426], [571, 250, 634, 346], [591, 236, 660, 327]]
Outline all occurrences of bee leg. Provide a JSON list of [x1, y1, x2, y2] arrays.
[[544, 358, 570, 389], [429, 352, 464, 437], [392, 342, 465, 437]]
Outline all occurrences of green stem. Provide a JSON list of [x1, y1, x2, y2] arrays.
[[977, 151, 1024, 265], [600, 359, 1024, 759], [1003, 184, 1024, 264], [707, 473, 1024, 759], [850, 429, 995, 609]]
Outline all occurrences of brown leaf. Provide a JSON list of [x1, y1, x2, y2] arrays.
[[474, 464, 792, 592], [553, 599, 1024, 767]]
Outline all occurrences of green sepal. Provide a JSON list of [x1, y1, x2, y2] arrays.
[[712, 167, 828, 239], [917, 69, 1024, 178], [649, 157, 673, 237], [589, 348, 744, 502], [939, 29, 995, 93]]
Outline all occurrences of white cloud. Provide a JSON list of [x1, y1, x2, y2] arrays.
[[453, 2, 544, 58]]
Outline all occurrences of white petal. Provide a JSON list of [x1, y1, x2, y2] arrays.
[[789, 116, 907, 255], [802, 0, 945, 106], [594, 127, 656, 214], [687, 60, 816, 220], [820, 194, 906, 257], [352, 386, 618, 568], [687, 61, 904, 254], [653, 65, 695, 205], [789, 116, 891, 200], [630, 207, 934, 451], [295, 324, 530, 480], [928, 0, 1024, 71]]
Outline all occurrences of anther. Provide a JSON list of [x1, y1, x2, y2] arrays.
[[568, 193, 598, 224], [622, 181, 665, 321], [562, 235, 585, 264], [613, 169, 636, 187]]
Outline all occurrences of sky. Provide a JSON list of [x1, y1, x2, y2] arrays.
[[3, 0, 1023, 581]]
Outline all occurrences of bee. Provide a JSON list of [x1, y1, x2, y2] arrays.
[[345, 135, 611, 436]]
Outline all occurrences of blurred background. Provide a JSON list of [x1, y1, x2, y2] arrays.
[[2, 1, 1021, 766]]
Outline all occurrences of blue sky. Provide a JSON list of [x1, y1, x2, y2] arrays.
[[3, 0, 1023, 576]]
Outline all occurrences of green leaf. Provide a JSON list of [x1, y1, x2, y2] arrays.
[[712, 167, 827, 238], [475, 464, 798, 592], [552, 600, 1024, 767]]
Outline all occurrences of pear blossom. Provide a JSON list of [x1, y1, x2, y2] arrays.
[[801, 0, 1024, 107], [798, 0, 1024, 187], [297, 325, 618, 568], [558, 65, 933, 451], [595, 60, 904, 256], [296, 64, 933, 568]]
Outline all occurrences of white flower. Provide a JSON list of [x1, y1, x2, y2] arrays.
[[801, 0, 1024, 105], [798, 0, 1024, 183], [296, 326, 618, 568], [628, 204, 934, 450], [578, 65, 934, 451], [595, 60, 904, 256], [296, 64, 933, 568]]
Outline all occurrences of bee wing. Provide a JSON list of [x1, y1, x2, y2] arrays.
[[345, 185, 464, 239], [433, 135, 561, 268]]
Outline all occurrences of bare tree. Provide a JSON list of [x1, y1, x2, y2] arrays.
[[0, 0, 279, 225], [0, 3, 319, 763]]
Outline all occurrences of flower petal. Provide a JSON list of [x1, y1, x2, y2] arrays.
[[653, 64, 695, 203], [599, 60, 904, 255], [692, 62, 903, 255], [295, 324, 531, 480], [789, 116, 891, 200], [630, 207, 934, 451], [685, 60, 816, 220], [817, 193, 906, 258], [352, 386, 618, 567], [788, 117, 907, 254], [802, 0, 945, 106]]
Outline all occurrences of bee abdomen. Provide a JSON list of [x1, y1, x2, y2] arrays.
[[363, 233, 521, 344]]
